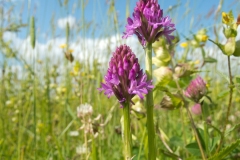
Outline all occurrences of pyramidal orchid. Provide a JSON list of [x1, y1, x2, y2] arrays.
[[98, 44, 153, 159], [99, 44, 153, 107], [123, 0, 175, 46], [122, 1, 175, 159]]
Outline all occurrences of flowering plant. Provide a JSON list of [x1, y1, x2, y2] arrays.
[[123, 0, 175, 46], [99, 44, 153, 106]]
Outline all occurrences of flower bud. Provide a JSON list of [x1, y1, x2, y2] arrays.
[[209, 38, 236, 56], [223, 37, 236, 56], [196, 35, 208, 42], [153, 67, 172, 85], [152, 38, 165, 49], [153, 47, 171, 62], [160, 93, 182, 110], [233, 40, 240, 57], [174, 63, 196, 78], [152, 57, 169, 67], [223, 27, 237, 38], [174, 66, 184, 77], [191, 103, 202, 115], [190, 40, 199, 48]]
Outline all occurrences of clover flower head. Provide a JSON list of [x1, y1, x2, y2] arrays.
[[123, 0, 175, 46], [184, 76, 207, 103], [98, 45, 153, 107], [191, 103, 202, 115]]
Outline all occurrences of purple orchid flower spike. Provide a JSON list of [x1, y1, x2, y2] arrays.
[[98, 45, 153, 107], [123, 0, 175, 46]]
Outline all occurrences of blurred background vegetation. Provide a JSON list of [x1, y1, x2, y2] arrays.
[[0, 0, 240, 159]]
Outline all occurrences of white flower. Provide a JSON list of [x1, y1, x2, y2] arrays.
[[76, 145, 88, 155], [69, 131, 79, 137], [6, 100, 12, 106], [77, 103, 93, 117]]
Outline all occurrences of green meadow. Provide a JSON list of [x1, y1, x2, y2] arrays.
[[0, 0, 240, 159]]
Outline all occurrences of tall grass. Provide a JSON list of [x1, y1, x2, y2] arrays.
[[0, 0, 240, 159]]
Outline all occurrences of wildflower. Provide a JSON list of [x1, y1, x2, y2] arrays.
[[6, 100, 12, 106], [222, 11, 234, 26], [12, 117, 17, 122], [194, 60, 200, 65], [197, 35, 208, 42], [37, 59, 42, 64], [73, 62, 81, 73], [76, 145, 88, 155], [184, 76, 207, 103], [57, 87, 66, 95], [191, 103, 202, 115], [37, 122, 44, 133], [98, 45, 153, 106], [50, 83, 57, 89], [122, 0, 175, 46], [195, 28, 208, 42], [180, 42, 188, 48], [59, 43, 74, 62], [15, 110, 19, 114], [59, 44, 67, 49], [68, 49, 74, 53], [69, 131, 79, 137], [77, 103, 93, 117]]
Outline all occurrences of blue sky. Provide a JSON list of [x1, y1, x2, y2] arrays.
[[0, 0, 240, 73], [2, 0, 240, 42]]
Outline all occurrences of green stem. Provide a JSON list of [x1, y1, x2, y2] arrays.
[[145, 43, 156, 160], [180, 103, 188, 158], [202, 102, 209, 156], [174, 79, 206, 160], [91, 135, 98, 160], [216, 56, 233, 152], [123, 101, 132, 160], [186, 107, 206, 160], [33, 48, 37, 159], [137, 128, 146, 160]]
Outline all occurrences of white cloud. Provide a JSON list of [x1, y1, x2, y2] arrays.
[[57, 15, 76, 29], [1, 31, 143, 79], [2, 28, 240, 81]]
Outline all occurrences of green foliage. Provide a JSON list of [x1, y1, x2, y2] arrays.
[[225, 123, 240, 137], [30, 16, 35, 49], [203, 57, 217, 63], [208, 139, 240, 160], [0, 1, 240, 160], [159, 149, 181, 159], [185, 142, 202, 157]]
